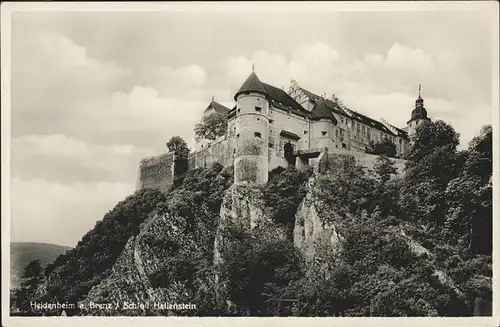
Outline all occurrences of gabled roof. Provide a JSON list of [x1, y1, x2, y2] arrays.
[[234, 72, 269, 100], [310, 97, 338, 124], [230, 74, 407, 139], [204, 100, 230, 115], [262, 83, 309, 117], [298, 87, 347, 116], [345, 108, 397, 136], [386, 123, 409, 138], [299, 86, 397, 136]]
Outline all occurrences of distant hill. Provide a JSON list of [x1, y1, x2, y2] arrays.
[[10, 242, 71, 289]]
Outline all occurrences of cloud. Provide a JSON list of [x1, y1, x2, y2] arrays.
[[12, 27, 213, 152], [157, 64, 207, 88], [384, 43, 434, 73], [9, 11, 493, 247], [11, 178, 135, 247], [11, 134, 157, 184], [12, 134, 146, 158], [223, 41, 492, 148]]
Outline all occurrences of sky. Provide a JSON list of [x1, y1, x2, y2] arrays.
[[6, 3, 497, 247]]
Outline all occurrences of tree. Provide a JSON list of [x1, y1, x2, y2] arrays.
[[373, 155, 397, 183], [372, 155, 401, 218], [194, 112, 228, 141], [444, 124, 492, 255], [166, 136, 190, 159], [366, 138, 397, 158], [221, 224, 304, 316], [14, 259, 44, 313], [401, 120, 461, 229]]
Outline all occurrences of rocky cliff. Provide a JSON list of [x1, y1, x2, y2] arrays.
[[30, 157, 491, 317]]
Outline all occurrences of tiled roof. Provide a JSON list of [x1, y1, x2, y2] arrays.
[[230, 75, 406, 138], [299, 86, 397, 136], [205, 101, 230, 114], [345, 108, 397, 136], [386, 122, 409, 137], [262, 83, 309, 117], [310, 97, 338, 124], [234, 72, 269, 100], [299, 87, 347, 116]]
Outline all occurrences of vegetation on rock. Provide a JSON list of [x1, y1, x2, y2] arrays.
[[15, 122, 491, 317]]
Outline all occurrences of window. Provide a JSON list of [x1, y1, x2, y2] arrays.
[[237, 109, 241, 113], [255, 132, 261, 138], [269, 119, 274, 124], [233, 148, 236, 153], [236, 133, 240, 138], [255, 106, 262, 112], [269, 143, 274, 148], [304, 131, 308, 135], [322, 131, 327, 136], [342, 143, 347, 149], [257, 118, 260, 121], [201, 145, 204, 148]]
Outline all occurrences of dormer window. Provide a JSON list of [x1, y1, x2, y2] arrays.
[[255, 106, 262, 112]]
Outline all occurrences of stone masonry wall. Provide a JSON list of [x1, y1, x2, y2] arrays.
[[136, 152, 175, 192], [318, 149, 406, 175], [188, 136, 235, 170]]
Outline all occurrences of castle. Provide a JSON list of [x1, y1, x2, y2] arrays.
[[136, 70, 431, 190]]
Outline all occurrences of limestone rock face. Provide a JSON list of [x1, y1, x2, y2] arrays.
[[219, 183, 267, 230], [293, 178, 344, 263], [214, 182, 287, 262], [81, 211, 194, 316]]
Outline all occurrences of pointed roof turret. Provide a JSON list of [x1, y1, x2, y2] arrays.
[[204, 97, 230, 115], [234, 71, 269, 100], [310, 96, 338, 124], [408, 84, 430, 123]]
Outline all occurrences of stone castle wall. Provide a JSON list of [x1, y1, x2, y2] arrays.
[[136, 152, 175, 192], [136, 142, 407, 192], [318, 148, 406, 175], [188, 136, 235, 170]]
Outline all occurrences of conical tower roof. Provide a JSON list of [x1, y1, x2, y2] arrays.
[[311, 97, 338, 124], [234, 72, 269, 100]]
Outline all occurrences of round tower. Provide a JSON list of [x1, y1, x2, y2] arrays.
[[233, 71, 270, 184], [407, 84, 431, 138]]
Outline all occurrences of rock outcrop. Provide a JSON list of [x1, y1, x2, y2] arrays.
[[293, 177, 344, 263]]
